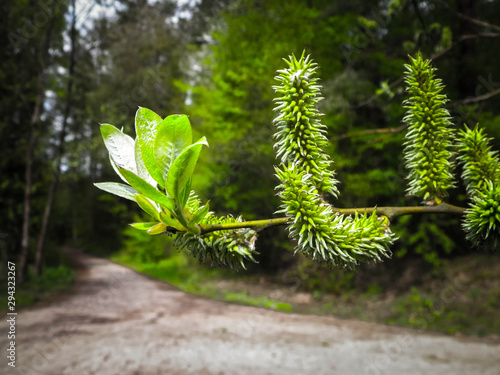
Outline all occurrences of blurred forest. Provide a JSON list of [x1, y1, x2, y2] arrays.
[[2, 0, 500, 300]]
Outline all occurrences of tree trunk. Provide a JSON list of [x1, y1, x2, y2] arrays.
[[35, 0, 77, 275], [18, 78, 42, 282], [18, 1, 58, 282]]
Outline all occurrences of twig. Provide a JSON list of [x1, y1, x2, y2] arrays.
[[330, 124, 407, 142], [455, 87, 500, 105], [411, 0, 427, 33], [199, 217, 288, 234], [429, 0, 500, 33], [459, 33, 500, 40], [354, 31, 500, 110], [352, 77, 404, 109], [195, 203, 467, 235]]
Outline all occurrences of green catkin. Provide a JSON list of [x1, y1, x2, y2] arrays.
[[273, 52, 339, 197], [275, 163, 395, 268], [456, 125, 500, 198], [402, 53, 456, 203], [462, 181, 500, 249], [174, 193, 258, 269], [273, 53, 396, 267], [457, 125, 500, 249]]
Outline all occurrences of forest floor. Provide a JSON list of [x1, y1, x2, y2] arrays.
[[2, 249, 499, 375]]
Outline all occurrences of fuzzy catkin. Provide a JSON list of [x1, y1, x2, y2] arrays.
[[402, 53, 456, 203], [273, 54, 396, 267], [273, 53, 339, 197]]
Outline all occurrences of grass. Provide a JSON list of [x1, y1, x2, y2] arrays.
[[113, 245, 500, 338], [224, 292, 292, 312], [111, 251, 294, 312], [0, 265, 76, 311], [298, 255, 500, 337]]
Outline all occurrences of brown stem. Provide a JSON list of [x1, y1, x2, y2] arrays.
[[456, 87, 500, 105]]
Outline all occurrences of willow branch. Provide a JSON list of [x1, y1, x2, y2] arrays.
[[333, 202, 466, 220], [455, 87, 500, 105], [195, 203, 466, 235], [330, 124, 407, 142], [429, 0, 500, 32], [352, 77, 404, 109], [354, 32, 500, 111], [198, 217, 288, 234]]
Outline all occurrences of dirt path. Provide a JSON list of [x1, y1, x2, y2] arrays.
[[2, 251, 499, 375]]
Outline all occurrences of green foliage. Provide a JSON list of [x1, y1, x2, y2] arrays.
[[402, 53, 456, 203], [394, 215, 456, 268], [119, 221, 174, 264], [224, 292, 292, 312], [0, 265, 75, 310], [93, 182, 137, 202], [35, 265, 76, 290]]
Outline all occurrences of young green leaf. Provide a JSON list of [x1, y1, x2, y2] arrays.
[[190, 201, 210, 225], [109, 156, 129, 184], [166, 137, 208, 202], [154, 114, 193, 182], [179, 178, 192, 209], [159, 211, 185, 230], [120, 168, 175, 211], [135, 194, 161, 221], [135, 107, 164, 187], [147, 223, 167, 235], [129, 222, 158, 231], [94, 182, 138, 202], [100, 124, 136, 173], [107, 156, 129, 184], [135, 140, 156, 186]]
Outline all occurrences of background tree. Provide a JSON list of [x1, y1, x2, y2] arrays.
[[1, 0, 68, 281], [2, 0, 500, 292], [182, 0, 500, 270]]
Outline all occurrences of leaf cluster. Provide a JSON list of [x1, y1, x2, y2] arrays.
[[95, 108, 258, 269]]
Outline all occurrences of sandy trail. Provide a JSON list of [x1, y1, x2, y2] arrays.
[[1, 250, 499, 375]]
